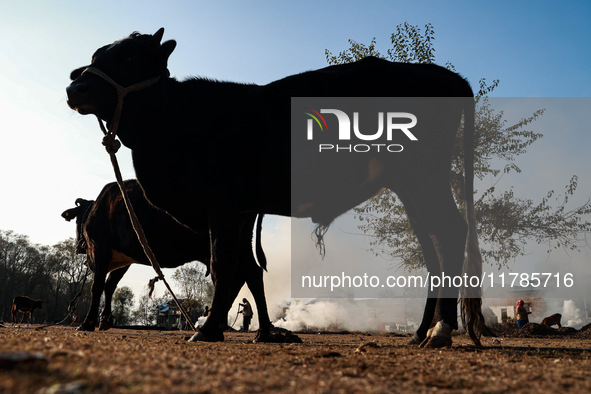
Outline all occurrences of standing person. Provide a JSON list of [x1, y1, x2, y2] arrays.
[[516, 300, 531, 329], [239, 298, 253, 332]]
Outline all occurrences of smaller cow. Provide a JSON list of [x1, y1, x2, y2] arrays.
[[12, 296, 44, 325], [62, 180, 273, 341], [540, 313, 562, 328]]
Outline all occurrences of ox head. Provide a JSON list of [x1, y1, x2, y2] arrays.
[[61, 198, 94, 222], [66, 28, 176, 121]]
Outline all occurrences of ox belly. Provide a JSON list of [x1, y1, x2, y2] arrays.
[[109, 250, 140, 272]]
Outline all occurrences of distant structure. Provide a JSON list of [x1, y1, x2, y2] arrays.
[[155, 300, 201, 329]]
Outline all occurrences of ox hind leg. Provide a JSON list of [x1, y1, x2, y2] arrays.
[[237, 215, 273, 342], [98, 266, 130, 330], [78, 251, 110, 331], [395, 181, 467, 348]]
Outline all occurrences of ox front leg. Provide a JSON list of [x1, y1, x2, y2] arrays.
[[189, 213, 242, 342]]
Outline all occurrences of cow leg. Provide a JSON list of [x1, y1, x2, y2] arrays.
[[396, 181, 467, 348], [239, 215, 273, 342], [396, 190, 441, 345], [244, 264, 273, 341], [99, 266, 130, 330], [421, 188, 467, 348], [190, 213, 242, 342], [79, 253, 109, 331]]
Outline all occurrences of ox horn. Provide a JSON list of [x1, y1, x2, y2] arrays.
[[75, 198, 86, 207], [153, 28, 165, 44]]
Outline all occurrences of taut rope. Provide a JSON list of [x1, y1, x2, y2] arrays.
[[86, 66, 196, 332]]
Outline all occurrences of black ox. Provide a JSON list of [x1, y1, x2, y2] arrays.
[[66, 28, 484, 347], [61, 179, 272, 338]]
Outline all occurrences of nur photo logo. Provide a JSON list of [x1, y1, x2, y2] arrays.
[[303, 107, 418, 153]]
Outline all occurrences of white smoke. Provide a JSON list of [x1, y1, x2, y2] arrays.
[[273, 299, 349, 331], [272, 298, 421, 333], [561, 299, 585, 328]]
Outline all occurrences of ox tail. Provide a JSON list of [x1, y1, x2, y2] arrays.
[[460, 96, 485, 346], [255, 214, 268, 271]]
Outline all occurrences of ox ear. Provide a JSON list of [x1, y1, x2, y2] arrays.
[[153, 27, 165, 44], [160, 40, 177, 62], [70, 66, 88, 81]]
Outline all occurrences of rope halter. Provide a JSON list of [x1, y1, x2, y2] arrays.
[[81, 66, 162, 153]]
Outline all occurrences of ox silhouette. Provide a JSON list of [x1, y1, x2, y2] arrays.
[[61, 179, 273, 340], [66, 28, 484, 347], [12, 296, 44, 325]]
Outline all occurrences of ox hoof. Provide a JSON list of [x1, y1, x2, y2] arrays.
[[188, 330, 224, 343], [76, 324, 96, 332], [407, 333, 424, 345], [419, 321, 453, 348], [99, 314, 113, 331], [253, 329, 303, 344]]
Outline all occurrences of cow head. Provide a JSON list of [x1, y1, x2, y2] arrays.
[[66, 28, 176, 122], [61, 198, 94, 222], [62, 198, 95, 255]]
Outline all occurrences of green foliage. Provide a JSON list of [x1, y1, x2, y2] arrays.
[[327, 22, 591, 269], [325, 22, 435, 65], [326, 37, 381, 65], [132, 291, 165, 326], [112, 286, 134, 325], [0, 232, 92, 322], [172, 262, 213, 308]]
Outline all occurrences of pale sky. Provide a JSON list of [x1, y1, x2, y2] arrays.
[[1, 1, 590, 314]]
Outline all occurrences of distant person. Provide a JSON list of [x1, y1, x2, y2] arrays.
[[516, 300, 531, 329], [203, 305, 210, 317], [238, 298, 253, 332]]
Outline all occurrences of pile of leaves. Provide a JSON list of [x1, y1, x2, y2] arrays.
[[489, 319, 584, 338], [573, 323, 591, 339]]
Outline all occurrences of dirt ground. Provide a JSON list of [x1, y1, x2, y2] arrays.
[[1, 323, 591, 393]]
